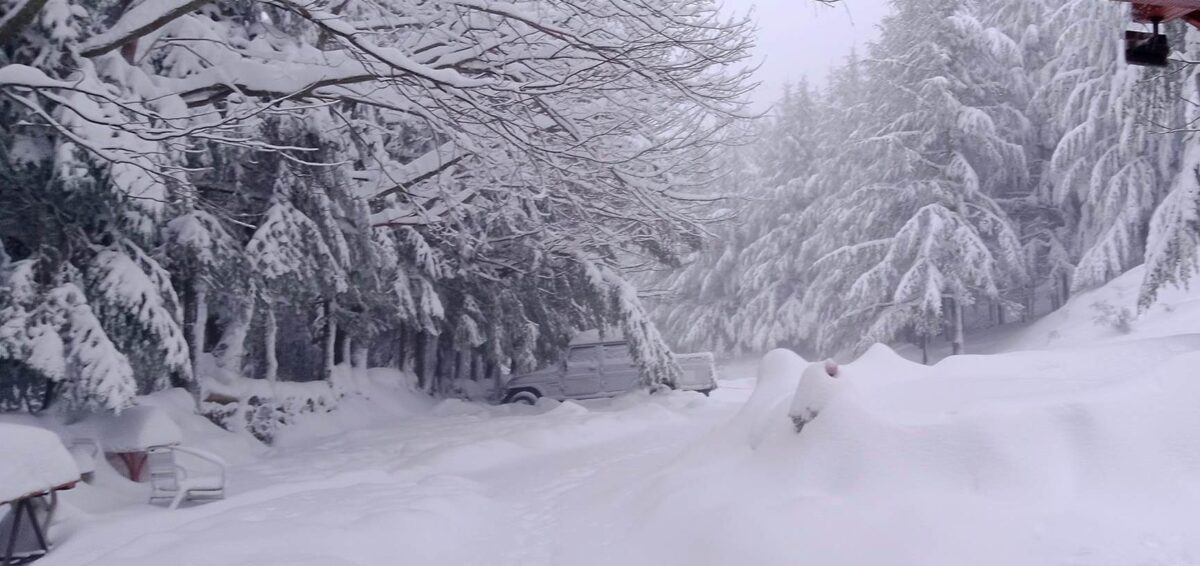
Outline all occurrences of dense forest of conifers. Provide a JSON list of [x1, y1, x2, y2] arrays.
[[654, 0, 1200, 361], [0, 0, 754, 415]]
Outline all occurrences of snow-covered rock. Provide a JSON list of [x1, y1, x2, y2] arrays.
[[0, 424, 80, 501]]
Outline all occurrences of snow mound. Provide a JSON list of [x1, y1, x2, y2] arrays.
[[96, 405, 182, 451], [624, 337, 1200, 565], [848, 343, 929, 384], [0, 423, 80, 501], [728, 348, 807, 448], [138, 389, 262, 464], [788, 360, 855, 428]]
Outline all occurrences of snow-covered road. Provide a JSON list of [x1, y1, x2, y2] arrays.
[[41, 382, 754, 566]]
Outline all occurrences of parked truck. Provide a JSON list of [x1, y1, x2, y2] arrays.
[[501, 338, 718, 404]]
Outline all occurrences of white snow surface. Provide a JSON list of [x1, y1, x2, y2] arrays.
[[95, 405, 183, 452], [0, 423, 80, 501], [23, 269, 1200, 565], [788, 359, 853, 425]]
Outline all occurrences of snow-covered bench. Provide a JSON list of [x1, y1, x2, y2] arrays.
[[0, 424, 80, 564], [146, 445, 227, 510]]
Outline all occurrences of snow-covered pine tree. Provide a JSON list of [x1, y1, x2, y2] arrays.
[[1141, 26, 1200, 308], [793, 0, 1029, 357], [1038, 0, 1185, 295]]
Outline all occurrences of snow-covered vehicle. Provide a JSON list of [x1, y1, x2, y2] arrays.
[[501, 340, 718, 404]]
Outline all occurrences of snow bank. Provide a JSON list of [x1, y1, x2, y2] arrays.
[[620, 339, 1200, 565], [270, 368, 436, 446], [902, 258, 1200, 362], [722, 348, 806, 449], [0, 424, 80, 501], [1000, 262, 1200, 351], [138, 389, 262, 464]]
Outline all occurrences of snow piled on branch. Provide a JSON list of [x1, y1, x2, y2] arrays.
[[0, 260, 136, 411], [86, 249, 191, 392]]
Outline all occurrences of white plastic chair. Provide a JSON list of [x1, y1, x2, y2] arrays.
[[67, 439, 99, 482], [146, 445, 227, 510]]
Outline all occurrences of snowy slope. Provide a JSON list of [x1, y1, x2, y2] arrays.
[[900, 261, 1200, 361], [997, 265, 1200, 351]]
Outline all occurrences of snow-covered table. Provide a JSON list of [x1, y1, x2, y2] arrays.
[[96, 406, 183, 481], [0, 424, 80, 565]]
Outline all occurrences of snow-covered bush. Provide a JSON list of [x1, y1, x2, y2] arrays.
[[1091, 302, 1136, 335]]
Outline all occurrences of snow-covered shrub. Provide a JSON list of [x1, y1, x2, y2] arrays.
[[1091, 302, 1135, 335], [201, 380, 339, 443]]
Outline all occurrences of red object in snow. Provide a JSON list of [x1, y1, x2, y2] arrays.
[[114, 452, 150, 482], [1119, 0, 1200, 27], [824, 360, 839, 378]]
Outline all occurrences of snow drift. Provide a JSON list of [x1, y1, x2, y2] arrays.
[[619, 338, 1200, 565]]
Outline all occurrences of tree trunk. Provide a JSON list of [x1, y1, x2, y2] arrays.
[[212, 297, 253, 433], [190, 279, 208, 376], [398, 326, 412, 369], [353, 345, 369, 375], [264, 302, 278, 384], [489, 360, 502, 401], [214, 298, 253, 385], [323, 303, 337, 382], [342, 334, 353, 371], [186, 278, 209, 409], [951, 296, 965, 356], [0, 0, 50, 47], [942, 297, 954, 341], [921, 334, 930, 365]]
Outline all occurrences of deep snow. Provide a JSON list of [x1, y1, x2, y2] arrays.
[[15, 269, 1200, 566], [0, 424, 79, 501]]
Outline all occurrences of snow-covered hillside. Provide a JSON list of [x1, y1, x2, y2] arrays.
[[901, 260, 1200, 361]]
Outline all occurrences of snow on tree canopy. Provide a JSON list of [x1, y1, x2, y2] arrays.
[[3, 0, 748, 402], [0, 424, 80, 502]]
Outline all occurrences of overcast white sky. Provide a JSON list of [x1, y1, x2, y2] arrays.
[[719, 0, 892, 111]]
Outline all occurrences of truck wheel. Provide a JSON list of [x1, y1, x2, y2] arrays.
[[505, 389, 540, 405]]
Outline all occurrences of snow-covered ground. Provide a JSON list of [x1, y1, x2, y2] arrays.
[[33, 384, 751, 566], [19, 269, 1200, 566]]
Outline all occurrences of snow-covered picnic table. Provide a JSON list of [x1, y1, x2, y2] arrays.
[[0, 423, 80, 564], [96, 406, 183, 481]]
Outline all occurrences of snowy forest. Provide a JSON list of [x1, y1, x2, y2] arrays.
[[9, 0, 1200, 564], [4, 0, 1200, 420], [0, 0, 756, 417], [655, 0, 1200, 361]]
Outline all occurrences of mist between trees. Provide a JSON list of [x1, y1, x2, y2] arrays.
[[650, 0, 1200, 361]]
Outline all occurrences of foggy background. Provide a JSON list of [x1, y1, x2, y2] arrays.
[[721, 0, 890, 110]]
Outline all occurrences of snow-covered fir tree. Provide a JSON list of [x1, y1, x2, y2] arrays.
[[1, 0, 757, 413]]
